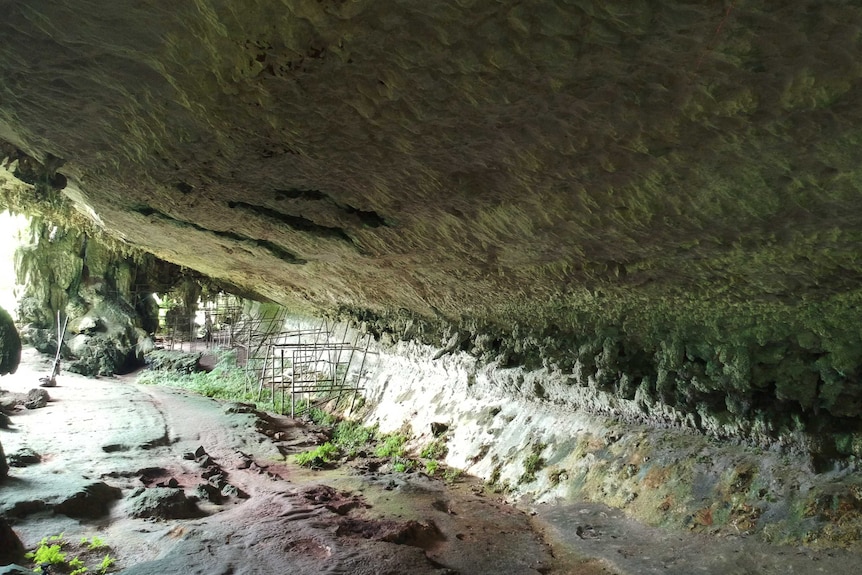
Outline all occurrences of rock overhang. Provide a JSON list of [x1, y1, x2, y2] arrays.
[[2, 2, 862, 444]]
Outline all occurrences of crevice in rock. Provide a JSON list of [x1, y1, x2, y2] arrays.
[[341, 204, 390, 228], [274, 188, 329, 202], [227, 200, 355, 245], [133, 205, 306, 264], [272, 189, 391, 228]]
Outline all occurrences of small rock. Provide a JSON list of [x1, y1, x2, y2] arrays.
[[430, 422, 449, 437], [193, 445, 207, 459], [195, 483, 223, 504], [201, 467, 222, 480], [7, 447, 41, 467], [38, 376, 56, 388], [126, 487, 201, 519], [221, 484, 249, 499], [197, 455, 216, 468], [0, 396, 18, 414], [207, 474, 228, 489], [223, 402, 257, 414], [24, 388, 50, 409]]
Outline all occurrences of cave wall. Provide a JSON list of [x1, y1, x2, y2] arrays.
[[343, 298, 862, 461], [265, 312, 862, 546], [13, 219, 196, 376]]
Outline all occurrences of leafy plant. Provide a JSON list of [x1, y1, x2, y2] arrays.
[[420, 438, 448, 460], [333, 420, 374, 456], [27, 543, 66, 568], [375, 433, 407, 458], [424, 460, 440, 475], [392, 457, 416, 473], [294, 442, 339, 467], [80, 536, 107, 550], [99, 554, 115, 574], [70, 556, 88, 575], [25, 533, 116, 574], [307, 407, 337, 427]]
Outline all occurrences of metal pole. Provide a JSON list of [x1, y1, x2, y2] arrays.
[[290, 348, 296, 418], [349, 334, 372, 413]]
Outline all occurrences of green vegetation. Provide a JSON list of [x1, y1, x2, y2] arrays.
[[25, 533, 116, 574], [519, 443, 547, 484], [294, 442, 339, 467], [374, 432, 407, 458], [138, 349, 256, 398], [420, 438, 448, 460], [392, 458, 416, 473], [333, 420, 375, 457], [99, 554, 116, 573], [424, 460, 440, 475], [139, 350, 344, 417], [443, 467, 463, 484], [307, 407, 337, 427], [81, 536, 107, 551], [27, 541, 66, 570]]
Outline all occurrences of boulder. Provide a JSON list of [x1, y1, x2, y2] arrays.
[[0, 306, 21, 375], [7, 447, 41, 467], [24, 388, 50, 409], [126, 487, 201, 519], [0, 516, 24, 564], [54, 481, 123, 519]]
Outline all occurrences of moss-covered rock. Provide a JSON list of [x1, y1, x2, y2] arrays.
[[0, 305, 20, 375]]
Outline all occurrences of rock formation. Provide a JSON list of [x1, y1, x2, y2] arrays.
[[1, 2, 862, 455], [0, 306, 20, 377]]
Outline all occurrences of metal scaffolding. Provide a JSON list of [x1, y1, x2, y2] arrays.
[[255, 320, 370, 416]]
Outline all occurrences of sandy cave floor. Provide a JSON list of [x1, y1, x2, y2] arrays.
[[1, 347, 860, 574]]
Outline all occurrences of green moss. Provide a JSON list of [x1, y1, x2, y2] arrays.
[[519, 442, 547, 484]]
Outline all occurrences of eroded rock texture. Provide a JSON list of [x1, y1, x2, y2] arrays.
[[13, 219, 206, 376], [1, 3, 862, 448]]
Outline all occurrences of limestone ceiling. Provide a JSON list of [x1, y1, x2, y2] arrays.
[[2, 1, 862, 322]]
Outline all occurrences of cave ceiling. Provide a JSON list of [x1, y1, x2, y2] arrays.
[[1, 1, 862, 327]]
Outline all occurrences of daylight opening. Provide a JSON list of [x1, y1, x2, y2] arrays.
[[0, 210, 28, 319]]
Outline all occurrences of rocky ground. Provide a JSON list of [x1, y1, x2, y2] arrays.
[[0, 347, 861, 574]]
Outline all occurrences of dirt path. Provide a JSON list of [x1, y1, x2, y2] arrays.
[[2, 348, 860, 574]]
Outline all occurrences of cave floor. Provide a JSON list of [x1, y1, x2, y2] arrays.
[[1, 348, 859, 574]]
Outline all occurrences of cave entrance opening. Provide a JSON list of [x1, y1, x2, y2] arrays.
[[148, 290, 372, 417], [0, 210, 28, 319]]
